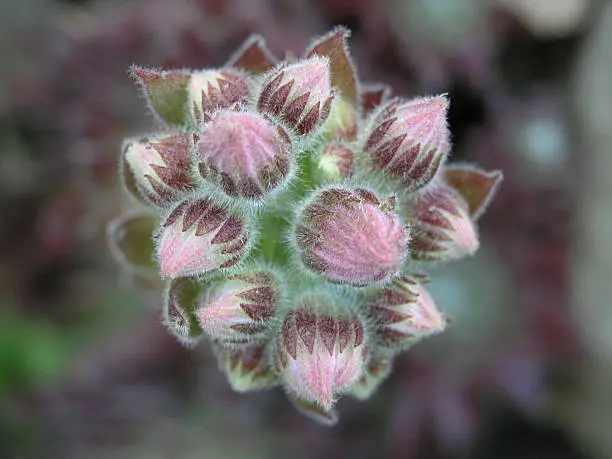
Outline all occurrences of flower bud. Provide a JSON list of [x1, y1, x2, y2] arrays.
[[197, 271, 278, 346], [349, 354, 393, 400], [257, 56, 333, 135], [163, 278, 205, 346], [197, 110, 293, 199], [407, 185, 479, 261], [364, 95, 450, 191], [214, 343, 278, 392], [295, 187, 408, 285], [156, 198, 250, 278], [273, 296, 367, 411], [123, 133, 195, 206], [188, 69, 251, 123], [313, 143, 355, 182], [365, 276, 446, 350]]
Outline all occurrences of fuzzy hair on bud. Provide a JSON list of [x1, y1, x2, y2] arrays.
[[156, 198, 250, 278], [258, 56, 334, 135], [123, 133, 195, 206], [197, 109, 293, 199], [407, 185, 479, 262], [273, 295, 367, 411], [365, 276, 446, 350], [188, 69, 251, 123], [214, 343, 278, 392], [364, 95, 450, 191], [295, 187, 408, 286], [197, 272, 278, 347]]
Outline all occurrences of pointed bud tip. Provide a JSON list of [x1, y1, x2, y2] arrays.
[[197, 110, 292, 199], [296, 187, 408, 285]]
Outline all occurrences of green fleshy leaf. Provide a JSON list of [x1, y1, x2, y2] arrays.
[[445, 164, 503, 219], [306, 26, 359, 104], [163, 277, 207, 345], [107, 212, 161, 288], [130, 67, 190, 126], [226, 34, 278, 74]]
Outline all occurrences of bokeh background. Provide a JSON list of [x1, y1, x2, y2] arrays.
[[0, 0, 609, 458]]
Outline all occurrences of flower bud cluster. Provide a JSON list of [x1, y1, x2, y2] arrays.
[[110, 27, 502, 425]]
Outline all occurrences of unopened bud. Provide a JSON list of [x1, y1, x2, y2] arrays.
[[365, 276, 446, 350], [273, 296, 367, 411], [407, 185, 479, 261], [257, 56, 333, 135], [123, 133, 195, 206], [197, 271, 278, 346], [364, 95, 450, 191], [188, 69, 251, 123], [313, 143, 355, 182], [295, 187, 408, 285], [197, 110, 293, 199], [214, 343, 278, 392], [156, 198, 250, 278]]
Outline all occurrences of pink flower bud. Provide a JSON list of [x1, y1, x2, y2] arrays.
[[295, 187, 408, 285], [188, 69, 251, 122], [156, 198, 250, 278], [365, 276, 446, 350], [314, 143, 355, 181], [364, 95, 450, 191], [257, 56, 334, 135], [197, 110, 293, 199], [273, 296, 367, 411], [123, 133, 195, 206], [407, 185, 479, 261], [214, 343, 278, 392], [349, 354, 393, 400], [197, 272, 278, 346]]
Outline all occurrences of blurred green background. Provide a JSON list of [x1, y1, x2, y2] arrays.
[[0, 0, 608, 458]]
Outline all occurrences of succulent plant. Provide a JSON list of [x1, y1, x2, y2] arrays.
[[108, 26, 502, 425]]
